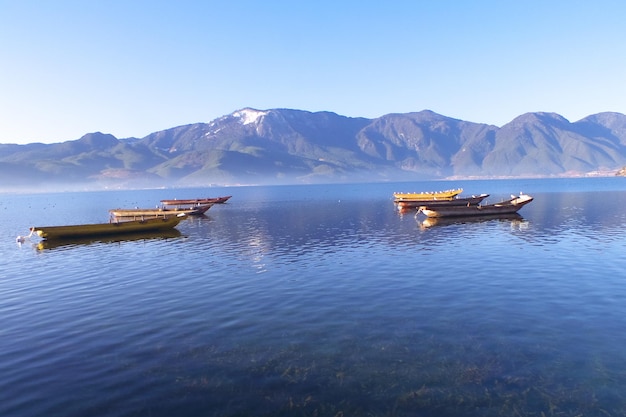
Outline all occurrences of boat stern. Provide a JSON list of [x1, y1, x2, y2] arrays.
[[30, 227, 43, 238]]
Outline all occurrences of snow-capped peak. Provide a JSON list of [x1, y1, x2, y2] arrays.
[[233, 108, 268, 125]]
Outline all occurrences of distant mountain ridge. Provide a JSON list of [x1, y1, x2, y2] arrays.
[[2, 108, 626, 190]]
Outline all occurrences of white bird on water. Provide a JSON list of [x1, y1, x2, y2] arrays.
[[16, 228, 34, 244]]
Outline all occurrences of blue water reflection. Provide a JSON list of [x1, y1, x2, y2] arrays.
[[3, 178, 626, 416]]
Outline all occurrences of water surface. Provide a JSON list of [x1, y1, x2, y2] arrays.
[[3, 177, 626, 416]]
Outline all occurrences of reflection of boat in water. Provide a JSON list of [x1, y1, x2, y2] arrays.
[[396, 193, 489, 210], [160, 195, 232, 205], [31, 214, 185, 240], [420, 213, 525, 228], [419, 194, 534, 218], [36, 229, 183, 250]]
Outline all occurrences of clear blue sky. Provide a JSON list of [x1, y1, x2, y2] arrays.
[[2, 0, 625, 144]]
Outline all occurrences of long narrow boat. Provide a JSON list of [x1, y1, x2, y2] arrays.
[[419, 194, 534, 218], [109, 203, 213, 218], [396, 193, 489, 209], [393, 188, 462, 201], [31, 214, 185, 240], [160, 195, 232, 206]]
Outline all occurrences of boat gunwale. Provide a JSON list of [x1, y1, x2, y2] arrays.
[[160, 195, 232, 205]]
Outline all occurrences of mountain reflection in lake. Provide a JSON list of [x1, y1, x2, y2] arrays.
[[3, 177, 626, 416]]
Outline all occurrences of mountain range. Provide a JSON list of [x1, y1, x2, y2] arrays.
[[2, 108, 626, 191]]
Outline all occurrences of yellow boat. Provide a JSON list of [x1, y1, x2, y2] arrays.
[[393, 188, 463, 201], [31, 214, 185, 240]]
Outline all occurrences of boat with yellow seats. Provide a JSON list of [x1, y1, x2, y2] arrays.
[[393, 188, 463, 201]]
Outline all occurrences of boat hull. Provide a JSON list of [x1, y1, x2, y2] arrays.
[[419, 195, 534, 218], [32, 215, 185, 240], [396, 194, 489, 209], [109, 203, 213, 218]]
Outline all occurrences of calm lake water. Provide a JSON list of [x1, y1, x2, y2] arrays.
[[3, 177, 626, 416]]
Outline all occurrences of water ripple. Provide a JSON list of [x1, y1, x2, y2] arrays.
[[4, 182, 626, 416]]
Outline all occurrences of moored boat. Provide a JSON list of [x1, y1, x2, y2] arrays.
[[160, 195, 232, 206], [396, 193, 489, 209], [419, 194, 534, 218], [393, 188, 462, 201], [31, 214, 185, 240], [109, 203, 213, 218]]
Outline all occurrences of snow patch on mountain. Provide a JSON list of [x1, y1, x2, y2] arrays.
[[233, 108, 268, 125]]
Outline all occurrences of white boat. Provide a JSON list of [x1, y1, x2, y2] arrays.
[[419, 194, 533, 218]]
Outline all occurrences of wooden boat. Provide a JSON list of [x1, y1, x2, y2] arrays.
[[396, 193, 489, 209], [393, 188, 462, 201], [160, 195, 232, 206], [31, 214, 185, 240], [419, 194, 533, 218], [109, 203, 213, 218]]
